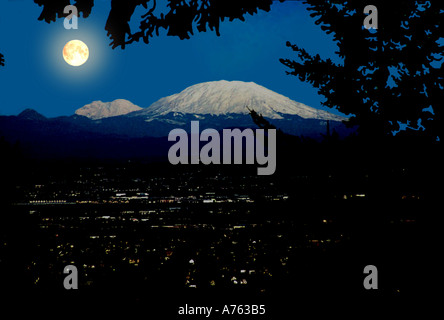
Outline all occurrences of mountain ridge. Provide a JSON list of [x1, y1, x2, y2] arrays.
[[128, 80, 345, 122], [0, 80, 355, 159]]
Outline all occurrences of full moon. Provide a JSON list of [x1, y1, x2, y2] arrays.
[[63, 40, 89, 67]]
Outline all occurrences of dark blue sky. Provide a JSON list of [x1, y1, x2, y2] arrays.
[[0, 0, 343, 118]]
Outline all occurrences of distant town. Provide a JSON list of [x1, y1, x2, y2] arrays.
[[1, 163, 423, 303]]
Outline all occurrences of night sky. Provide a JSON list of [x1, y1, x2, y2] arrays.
[[0, 0, 343, 117]]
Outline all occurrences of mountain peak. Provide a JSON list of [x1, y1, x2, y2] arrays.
[[131, 80, 345, 121], [17, 108, 47, 121], [76, 99, 142, 120]]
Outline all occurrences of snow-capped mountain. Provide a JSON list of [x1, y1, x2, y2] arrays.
[[66, 80, 349, 138], [111, 80, 348, 137], [76, 99, 142, 120], [129, 80, 345, 122]]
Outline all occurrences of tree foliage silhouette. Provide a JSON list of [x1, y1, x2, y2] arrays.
[[33, 0, 282, 49], [280, 1, 443, 141]]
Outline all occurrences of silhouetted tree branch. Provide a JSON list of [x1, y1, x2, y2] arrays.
[[248, 107, 277, 131], [33, 0, 283, 49]]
